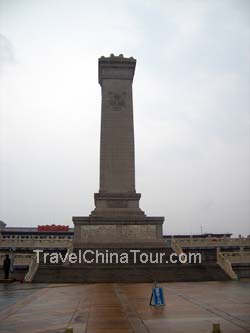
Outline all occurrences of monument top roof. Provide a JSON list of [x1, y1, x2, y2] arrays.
[[99, 54, 136, 63]]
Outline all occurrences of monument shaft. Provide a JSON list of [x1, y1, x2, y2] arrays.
[[94, 55, 142, 216], [99, 59, 136, 194]]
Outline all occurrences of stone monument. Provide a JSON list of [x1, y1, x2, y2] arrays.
[[73, 54, 165, 248], [32, 55, 230, 283]]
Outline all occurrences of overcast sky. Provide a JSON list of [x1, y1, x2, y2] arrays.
[[0, 0, 249, 236]]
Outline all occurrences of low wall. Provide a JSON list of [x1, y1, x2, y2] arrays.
[[232, 263, 250, 279], [0, 266, 28, 281]]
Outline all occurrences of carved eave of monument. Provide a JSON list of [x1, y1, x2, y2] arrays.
[[73, 54, 165, 248], [98, 54, 136, 84]]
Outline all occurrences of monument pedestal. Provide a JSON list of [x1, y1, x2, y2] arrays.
[[74, 191, 165, 248], [92, 192, 145, 217], [73, 215, 165, 248]]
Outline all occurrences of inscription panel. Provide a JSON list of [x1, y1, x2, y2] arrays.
[[79, 224, 157, 242], [107, 200, 128, 208]]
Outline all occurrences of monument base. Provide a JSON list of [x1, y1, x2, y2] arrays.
[[73, 215, 165, 248]]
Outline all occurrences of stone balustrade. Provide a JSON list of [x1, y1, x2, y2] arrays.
[[173, 237, 250, 248], [171, 238, 183, 255], [0, 237, 72, 249], [217, 250, 238, 280], [24, 253, 39, 282], [0, 253, 32, 266], [221, 251, 250, 263]]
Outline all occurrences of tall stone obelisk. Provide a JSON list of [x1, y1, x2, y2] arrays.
[[73, 54, 164, 248], [93, 54, 144, 217], [99, 55, 136, 194]]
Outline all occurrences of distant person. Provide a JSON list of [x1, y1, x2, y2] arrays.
[[3, 254, 11, 279]]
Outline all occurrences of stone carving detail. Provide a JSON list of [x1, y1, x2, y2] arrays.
[[109, 92, 126, 111]]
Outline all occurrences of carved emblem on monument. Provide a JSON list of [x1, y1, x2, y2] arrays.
[[109, 92, 126, 111]]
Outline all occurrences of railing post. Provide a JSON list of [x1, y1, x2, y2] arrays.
[[217, 249, 238, 280]]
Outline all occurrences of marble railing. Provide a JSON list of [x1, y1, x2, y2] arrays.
[[173, 237, 250, 248], [63, 242, 74, 266], [221, 251, 250, 263], [0, 237, 72, 249], [24, 253, 39, 282], [171, 238, 183, 255], [0, 253, 32, 266], [217, 250, 238, 280]]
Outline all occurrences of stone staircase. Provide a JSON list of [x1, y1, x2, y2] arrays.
[[33, 263, 229, 283], [30, 247, 230, 283]]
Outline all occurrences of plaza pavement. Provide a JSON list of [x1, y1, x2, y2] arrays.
[[0, 280, 249, 333]]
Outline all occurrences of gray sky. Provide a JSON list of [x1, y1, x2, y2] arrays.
[[0, 0, 249, 236]]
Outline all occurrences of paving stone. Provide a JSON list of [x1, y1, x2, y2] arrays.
[[0, 281, 249, 332]]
